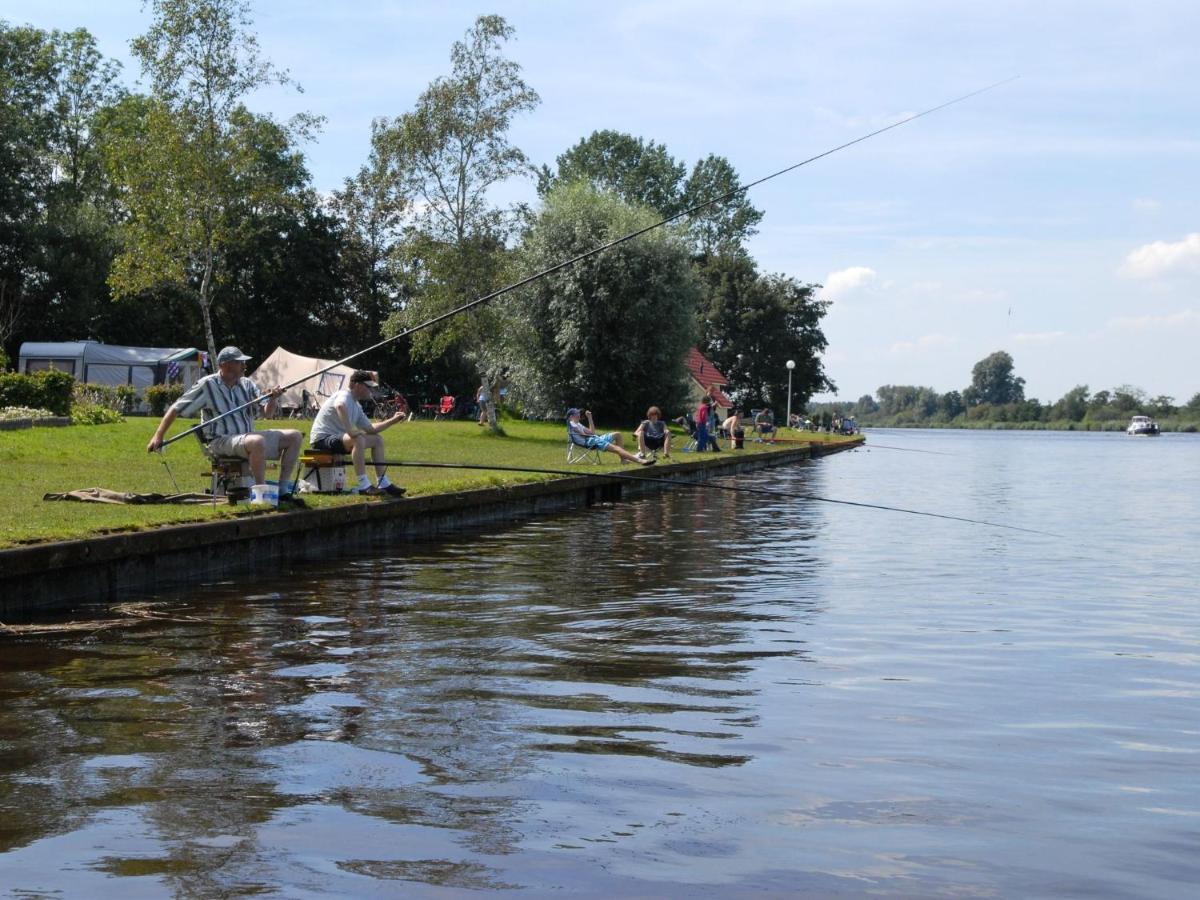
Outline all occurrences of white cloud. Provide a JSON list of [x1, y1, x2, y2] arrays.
[[1107, 309, 1200, 331], [1014, 331, 1068, 343], [889, 333, 957, 355], [821, 266, 877, 302], [1120, 233, 1200, 279]]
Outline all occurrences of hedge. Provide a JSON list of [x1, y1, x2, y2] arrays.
[[145, 383, 184, 416], [0, 370, 75, 416]]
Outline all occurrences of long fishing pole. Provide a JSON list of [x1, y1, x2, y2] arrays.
[[348, 459, 1053, 536], [161, 77, 1017, 449], [764, 437, 952, 455]]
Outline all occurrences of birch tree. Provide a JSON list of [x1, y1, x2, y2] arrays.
[[108, 0, 316, 360]]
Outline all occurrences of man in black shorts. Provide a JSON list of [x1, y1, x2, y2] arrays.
[[310, 371, 407, 496], [635, 405, 672, 459]]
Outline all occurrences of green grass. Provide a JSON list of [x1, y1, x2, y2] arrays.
[[0, 416, 855, 548]]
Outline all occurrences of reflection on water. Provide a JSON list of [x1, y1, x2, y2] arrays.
[[1, 431, 1199, 897]]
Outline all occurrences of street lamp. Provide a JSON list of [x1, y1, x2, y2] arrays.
[[785, 360, 796, 428]]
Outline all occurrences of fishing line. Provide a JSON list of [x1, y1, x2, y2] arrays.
[[849, 442, 953, 456], [352, 459, 1054, 536], [158, 453, 181, 493], [160, 77, 1018, 449], [762, 437, 952, 456]]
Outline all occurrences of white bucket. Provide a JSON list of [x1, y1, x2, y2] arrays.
[[250, 482, 279, 507]]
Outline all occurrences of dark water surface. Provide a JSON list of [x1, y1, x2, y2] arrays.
[[2, 430, 1198, 897]]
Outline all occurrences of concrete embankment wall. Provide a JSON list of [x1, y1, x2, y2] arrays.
[[0, 440, 860, 617]]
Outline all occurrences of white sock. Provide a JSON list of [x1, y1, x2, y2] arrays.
[[378, 474, 392, 488], [356, 474, 371, 490]]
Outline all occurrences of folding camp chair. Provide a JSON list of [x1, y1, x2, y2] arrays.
[[433, 395, 455, 420], [674, 413, 699, 452], [566, 425, 602, 464]]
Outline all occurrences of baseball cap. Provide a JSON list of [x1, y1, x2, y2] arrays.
[[565, 407, 580, 418], [216, 346, 251, 364], [350, 370, 378, 387]]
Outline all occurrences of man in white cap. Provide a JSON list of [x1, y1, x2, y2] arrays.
[[147, 345, 304, 503], [310, 370, 407, 497]]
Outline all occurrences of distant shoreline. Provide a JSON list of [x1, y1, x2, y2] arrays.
[[856, 421, 1198, 433]]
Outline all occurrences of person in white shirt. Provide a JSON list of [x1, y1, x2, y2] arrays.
[[310, 371, 408, 497]]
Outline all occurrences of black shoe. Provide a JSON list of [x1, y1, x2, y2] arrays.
[[382, 483, 407, 498], [278, 493, 307, 509]]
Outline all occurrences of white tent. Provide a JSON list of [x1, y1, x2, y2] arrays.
[[249, 347, 374, 411]]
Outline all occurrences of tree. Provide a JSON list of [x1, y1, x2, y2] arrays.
[[1051, 384, 1089, 422], [696, 254, 832, 410], [0, 23, 57, 357], [963, 350, 1025, 406], [109, 0, 316, 361], [1148, 395, 1176, 417], [538, 130, 685, 216], [1110, 384, 1146, 413], [491, 182, 699, 422], [0, 25, 128, 358], [375, 14, 539, 427], [679, 154, 762, 258], [940, 389, 965, 420], [327, 155, 411, 383], [48, 28, 123, 199]]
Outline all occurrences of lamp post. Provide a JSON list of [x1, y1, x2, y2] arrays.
[[785, 360, 796, 428]]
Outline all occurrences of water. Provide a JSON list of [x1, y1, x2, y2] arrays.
[[1, 429, 1197, 897]]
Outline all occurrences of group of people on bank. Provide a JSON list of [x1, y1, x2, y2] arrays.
[[147, 345, 406, 505], [146, 344, 788, 503]]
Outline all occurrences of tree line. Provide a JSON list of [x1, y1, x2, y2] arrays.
[[0, 3, 833, 424], [811, 351, 1200, 431]]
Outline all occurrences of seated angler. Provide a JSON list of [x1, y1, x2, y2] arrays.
[[147, 345, 304, 503], [634, 406, 672, 459], [568, 408, 655, 466], [310, 371, 408, 496]]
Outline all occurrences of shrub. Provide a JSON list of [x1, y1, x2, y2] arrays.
[[74, 382, 136, 415], [145, 383, 184, 416], [70, 403, 125, 425], [0, 370, 75, 416]]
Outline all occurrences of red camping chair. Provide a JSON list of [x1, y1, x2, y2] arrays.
[[434, 395, 455, 420]]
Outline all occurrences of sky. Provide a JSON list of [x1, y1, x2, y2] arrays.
[[5, 0, 1198, 403]]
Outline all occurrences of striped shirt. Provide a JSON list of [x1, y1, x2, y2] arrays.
[[171, 374, 265, 443]]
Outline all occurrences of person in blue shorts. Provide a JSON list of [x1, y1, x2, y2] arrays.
[[567, 408, 654, 466]]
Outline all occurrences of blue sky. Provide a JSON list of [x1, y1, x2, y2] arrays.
[[7, 1, 1198, 403]]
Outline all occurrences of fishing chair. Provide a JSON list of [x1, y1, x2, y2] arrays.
[[566, 426, 602, 464], [674, 414, 699, 453], [196, 432, 252, 504]]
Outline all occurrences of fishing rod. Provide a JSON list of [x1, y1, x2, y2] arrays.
[[352, 459, 1053, 536], [762, 437, 952, 456], [160, 77, 1017, 449]]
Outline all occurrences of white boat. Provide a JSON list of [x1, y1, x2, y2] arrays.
[[1127, 415, 1160, 436]]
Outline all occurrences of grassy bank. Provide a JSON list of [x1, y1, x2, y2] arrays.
[[0, 417, 854, 547]]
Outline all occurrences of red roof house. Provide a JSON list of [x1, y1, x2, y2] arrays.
[[684, 347, 733, 414]]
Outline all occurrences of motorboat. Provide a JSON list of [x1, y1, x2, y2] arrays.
[[1127, 415, 1160, 436]]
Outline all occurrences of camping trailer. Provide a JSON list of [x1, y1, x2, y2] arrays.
[[17, 341, 205, 390]]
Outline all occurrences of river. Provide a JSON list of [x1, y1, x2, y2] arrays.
[[1, 429, 1197, 897]]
